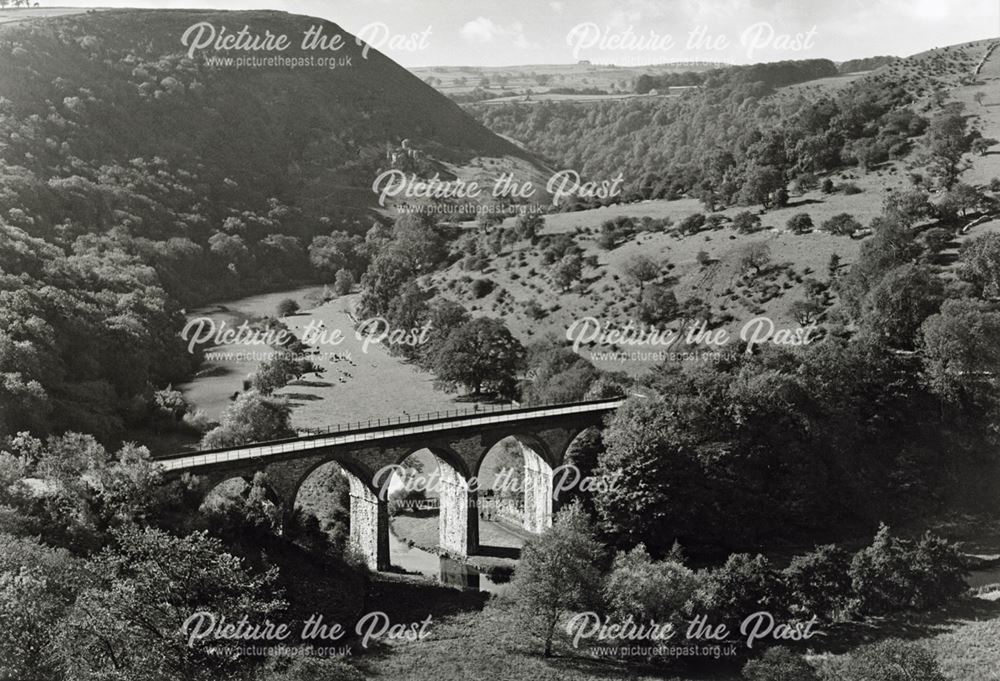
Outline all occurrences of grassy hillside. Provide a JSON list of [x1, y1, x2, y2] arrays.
[[431, 40, 1000, 372]]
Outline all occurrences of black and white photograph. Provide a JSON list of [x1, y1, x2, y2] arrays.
[[1, 1, 999, 679]]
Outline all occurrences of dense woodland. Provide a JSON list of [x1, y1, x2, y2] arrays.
[[0, 10, 529, 442]]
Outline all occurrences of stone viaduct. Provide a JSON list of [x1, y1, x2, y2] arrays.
[[157, 399, 623, 570]]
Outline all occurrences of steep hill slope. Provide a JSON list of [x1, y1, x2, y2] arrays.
[[0, 9, 543, 243]]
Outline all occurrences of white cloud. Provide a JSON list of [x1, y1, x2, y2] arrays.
[[459, 16, 532, 49]]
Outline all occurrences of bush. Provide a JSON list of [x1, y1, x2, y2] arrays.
[[469, 278, 495, 298], [733, 211, 763, 234], [840, 183, 863, 195], [264, 656, 366, 681], [835, 639, 946, 681], [605, 545, 701, 627], [742, 647, 819, 681], [849, 524, 966, 615], [821, 178, 835, 194], [523, 300, 546, 320], [678, 213, 707, 235], [276, 298, 300, 316], [705, 554, 782, 625], [821, 213, 862, 236], [782, 544, 853, 619]]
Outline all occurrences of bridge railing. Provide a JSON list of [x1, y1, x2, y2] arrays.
[[157, 397, 628, 463]]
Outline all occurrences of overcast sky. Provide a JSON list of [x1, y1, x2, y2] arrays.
[[47, 0, 1000, 67]]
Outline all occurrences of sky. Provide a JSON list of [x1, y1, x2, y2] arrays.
[[42, 0, 1000, 67]]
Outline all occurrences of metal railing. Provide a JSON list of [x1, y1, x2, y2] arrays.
[[157, 398, 625, 472]]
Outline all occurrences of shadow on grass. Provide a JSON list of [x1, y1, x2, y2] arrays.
[[808, 596, 1000, 655], [288, 379, 334, 388], [365, 572, 488, 624], [281, 393, 324, 402]]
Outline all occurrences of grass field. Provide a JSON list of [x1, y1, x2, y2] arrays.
[[178, 287, 463, 431]]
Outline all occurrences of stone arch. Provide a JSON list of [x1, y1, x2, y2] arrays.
[[282, 454, 389, 571], [476, 433, 557, 536], [197, 472, 278, 510], [391, 444, 479, 557]]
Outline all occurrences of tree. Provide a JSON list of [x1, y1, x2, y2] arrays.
[[434, 318, 525, 397], [820, 213, 862, 236], [781, 544, 852, 619], [276, 298, 299, 316], [250, 352, 311, 395], [789, 299, 822, 325], [974, 91, 986, 107], [638, 284, 679, 325], [733, 211, 762, 234], [938, 182, 986, 221], [883, 189, 933, 227], [960, 233, 1000, 297], [308, 231, 362, 276], [201, 390, 294, 448], [55, 526, 282, 681], [920, 298, 1000, 403], [740, 165, 785, 210], [620, 254, 661, 301], [971, 137, 998, 156], [513, 212, 544, 242], [704, 553, 780, 626], [786, 213, 813, 234], [604, 545, 700, 631], [861, 264, 944, 349], [358, 250, 416, 317], [739, 242, 771, 275], [333, 268, 354, 296], [390, 214, 449, 272], [925, 112, 972, 189], [521, 344, 600, 405], [510, 503, 604, 657], [553, 253, 583, 291]]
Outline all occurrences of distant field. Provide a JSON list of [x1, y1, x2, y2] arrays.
[[0, 7, 93, 24], [410, 61, 719, 100]]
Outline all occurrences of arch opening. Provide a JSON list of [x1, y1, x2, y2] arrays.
[[386, 447, 478, 558], [290, 458, 389, 570]]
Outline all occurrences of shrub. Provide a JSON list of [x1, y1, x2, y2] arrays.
[[469, 278, 494, 298], [909, 532, 968, 609], [678, 213, 707, 235], [835, 639, 946, 681], [742, 647, 819, 681], [276, 298, 299, 316], [704, 554, 782, 625], [820, 213, 862, 236], [523, 300, 546, 320], [733, 211, 763, 234], [821, 178, 835, 194], [849, 524, 966, 614], [605, 545, 701, 626], [840, 183, 863, 195], [782, 544, 853, 619], [786, 213, 814, 234]]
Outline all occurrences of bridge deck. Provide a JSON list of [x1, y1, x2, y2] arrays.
[[158, 399, 624, 473]]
